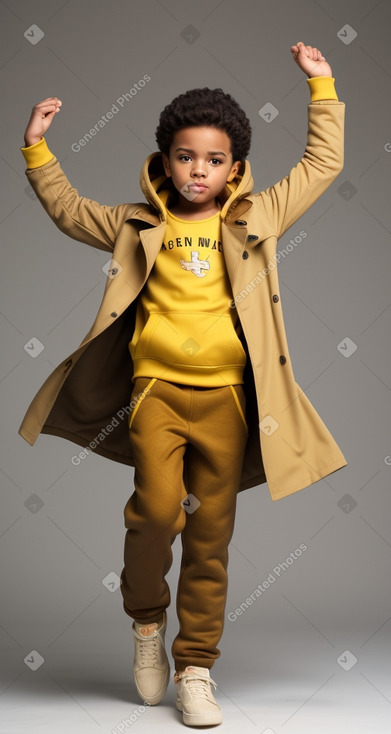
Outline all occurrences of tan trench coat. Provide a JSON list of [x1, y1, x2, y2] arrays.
[[18, 97, 347, 501]]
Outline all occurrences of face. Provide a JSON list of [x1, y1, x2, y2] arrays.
[[161, 126, 241, 215]]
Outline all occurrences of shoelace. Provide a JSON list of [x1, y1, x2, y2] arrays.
[[136, 631, 160, 666], [179, 674, 218, 699]]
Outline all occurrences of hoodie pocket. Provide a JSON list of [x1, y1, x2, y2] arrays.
[[132, 311, 247, 370]]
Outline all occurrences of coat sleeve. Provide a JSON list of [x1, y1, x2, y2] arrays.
[[20, 137, 139, 252], [253, 81, 345, 239]]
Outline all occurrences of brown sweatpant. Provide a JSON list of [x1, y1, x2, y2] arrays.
[[120, 376, 248, 674]]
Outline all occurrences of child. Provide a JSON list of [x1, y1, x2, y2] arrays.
[[19, 41, 347, 727]]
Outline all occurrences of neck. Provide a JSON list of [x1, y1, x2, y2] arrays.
[[169, 196, 222, 220]]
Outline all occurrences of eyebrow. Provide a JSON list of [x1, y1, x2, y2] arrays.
[[175, 147, 227, 157]]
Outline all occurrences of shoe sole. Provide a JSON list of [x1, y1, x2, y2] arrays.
[[176, 696, 223, 726]]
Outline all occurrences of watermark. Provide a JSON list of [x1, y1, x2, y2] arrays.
[[228, 230, 307, 308], [111, 702, 151, 733], [337, 650, 358, 670], [384, 456, 391, 465], [227, 543, 308, 621], [102, 571, 121, 592], [181, 493, 201, 514], [24, 336, 45, 357], [71, 388, 151, 465], [71, 74, 151, 152], [337, 24, 358, 45], [337, 337, 357, 358], [24, 650, 45, 670], [337, 494, 357, 513], [24, 24, 44, 45]]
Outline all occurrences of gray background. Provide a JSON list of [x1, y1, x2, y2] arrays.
[[1, 0, 390, 732]]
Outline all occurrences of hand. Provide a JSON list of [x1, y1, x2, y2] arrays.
[[24, 97, 62, 147], [290, 41, 332, 78]]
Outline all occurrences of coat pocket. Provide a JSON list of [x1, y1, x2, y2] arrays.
[[229, 384, 248, 433], [128, 377, 157, 430]]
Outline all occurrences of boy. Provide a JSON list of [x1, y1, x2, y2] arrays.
[[19, 42, 347, 727]]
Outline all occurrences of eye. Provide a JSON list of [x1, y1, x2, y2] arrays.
[[177, 155, 222, 165]]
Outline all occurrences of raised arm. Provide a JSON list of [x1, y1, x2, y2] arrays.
[[21, 98, 138, 252], [253, 43, 345, 239]]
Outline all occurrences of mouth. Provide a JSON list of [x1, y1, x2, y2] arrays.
[[188, 184, 208, 192]]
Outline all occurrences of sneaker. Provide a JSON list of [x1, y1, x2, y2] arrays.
[[174, 665, 223, 726], [132, 610, 170, 705]]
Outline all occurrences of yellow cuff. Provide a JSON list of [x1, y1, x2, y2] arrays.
[[20, 136, 55, 168], [306, 76, 338, 101]]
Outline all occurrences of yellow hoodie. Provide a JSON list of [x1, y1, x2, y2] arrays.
[[128, 183, 247, 386]]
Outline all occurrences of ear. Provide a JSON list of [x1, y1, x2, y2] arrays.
[[162, 153, 171, 177], [226, 160, 241, 181]]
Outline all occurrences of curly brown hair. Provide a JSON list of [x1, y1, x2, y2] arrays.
[[155, 87, 252, 165]]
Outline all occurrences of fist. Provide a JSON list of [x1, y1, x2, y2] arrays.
[[291, 42, 332, 77], [24, 97, 62, 147]]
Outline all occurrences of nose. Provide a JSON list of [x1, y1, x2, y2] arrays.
[[191, 161, 207, 177]]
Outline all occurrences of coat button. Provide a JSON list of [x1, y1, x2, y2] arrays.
[[272, 294, 279, 302], [242, 251, 249, 259], [111, 311, 118, 318], [279, 355, 286, 365], [234, 219, 247, 225], [64, 359, 72, 370], [111, 267, 118, 275], [247, 234, 258, 241]]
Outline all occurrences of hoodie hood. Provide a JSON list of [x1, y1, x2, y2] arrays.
[[139, 151, 254, 221]]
